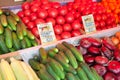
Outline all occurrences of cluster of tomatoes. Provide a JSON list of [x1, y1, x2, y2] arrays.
[[17, 0, 117, 40], [99, 0, 120, 24]]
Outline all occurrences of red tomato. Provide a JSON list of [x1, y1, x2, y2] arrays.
[[63, 24, 72, 32], [54, 25, 63, 35], [22, 2, 30, 10], [55, 35, 62, 40], [67, 5, 73, 11], [17, 11, 24, 18], [37, 9, 48, 19], [24, 9, 31, 17], [30, 13, 37, 21], [100, 21, 106, 27], [41, 0, 49, 4], [41, 4, 51, 10], [27, 22, 35, 29], [32, 27, 39, 38], [51, 2, 60, 8], [65, 13, 74, 23], [94, 14, 102, 21], [31, 5, 39, 13], [74, 12, 81, 19], [72, 20, 82, 30], [61, 32, 71, 39], [71, 30, 81, 37], [35, 19, 45, 25], [22, 17, 30, 24], [101, 14, 107, 21], [59, 6, 68, 16], [46, 18, 56, 26], [30, 1, 41, 7], [48, 8, 58, 18], [56, 16, 65, 25]]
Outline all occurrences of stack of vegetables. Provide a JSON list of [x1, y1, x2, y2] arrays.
[[29, 41, 103, 80], [0, 9, 38, 54]]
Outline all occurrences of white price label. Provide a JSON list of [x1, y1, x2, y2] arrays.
[[37, 22, 57, 45], [82, 14, 96, 34]]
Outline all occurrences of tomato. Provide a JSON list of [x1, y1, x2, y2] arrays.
[[95, 21, 100, 28], [100, 21, 106, 27], [41, 4, 51, 10], [63, 24, 72, 32], [55, 35, 62, 40], [67, 5, 73, 11], [54, 25, 63, 35], [17, 11, 24, 18], [31, 27, 39, 38], [67, 2, 74, 6], [74, 12, 81, 19], [22, 17, 30, 24], [65, 13, 74, 23], [56, 16, 65, 25], [94, 14, 102, 21], [72, 20, 82, 30], [27, 22, 35, 29], [71, 30, 81, 37], [59, 6, 68, 16], [61, 32, 71, 39], [30, 13, 37, 21], [31, 5, 39, 13], [34, 19, 45, 25], [51, 2, 60, 8], [22, 2, 30, 10], [30, 1, 41, 7], [37, 9, 48, 19], [46, 18, 56, 26], [41, 0, 49, 4], [48, 8, 58, 18], [24, 9, 31, 17], [101, 14, 107, 21]]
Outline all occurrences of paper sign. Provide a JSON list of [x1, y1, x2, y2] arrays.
[[82, 14, 96, 34], [14, 0, 25, 2], [37, 22, 57, 45]]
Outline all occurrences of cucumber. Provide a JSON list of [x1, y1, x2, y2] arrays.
[[16, 23, 23, 40], [31, 39, 38, 46], [33, 55, 40, 62], [24, 37, 32, 48], [79, 62, 96, 80], [10, 11, 20, 22], [0, 35, 9, 53], [20, 22, 27, 36], [48, 58, 65, 79], [7, 25, 12, 31], [39, 47, 48, 63], [29, 59, 41, 71], [62, 42, 84, 62], [9, 48, 16, 52], [54, 54, 69, 69], [12, 32, 21, 50], [48, 48, 59, 57], [66, 73, 76, 80], [64, 64, 77, 75], [5, 28, 12, 49], [0, 14, 7, 27], [56, 43, 78, 69], [75, 75, 81, 80], [20, 38, 27, 49], [59, 51, 69, 63], [27, 30, 35, 40], [7, 15, 16, 31], [8, 15, 17, 25], [37, 68, 55, 80], [77, 67, 89, 80], [46, 64, 60, 80], [0, 9, 3, 15], [0, 21, 4, 34]]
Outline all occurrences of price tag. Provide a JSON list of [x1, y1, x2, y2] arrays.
[[14, 0, 25, 2], [37, 22, 57, 45], [82, 14, 96, 34]]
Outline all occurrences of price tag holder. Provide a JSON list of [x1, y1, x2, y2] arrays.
[[82, 14, 96, 34], [37, 22, 57, 45]]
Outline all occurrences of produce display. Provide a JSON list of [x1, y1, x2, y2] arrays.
[[29, 42, 103, 80], [0, 57, 39, 80], [77, 37, 120, 80], [99, 0, 120, 24], [0, 9, 38, 54], [17, 0, 117, 40]]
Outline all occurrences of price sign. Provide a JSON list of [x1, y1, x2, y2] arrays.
[[82, 14, 96, 34], [37, 22, 57, 45]]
